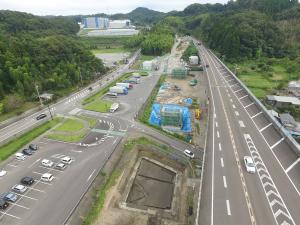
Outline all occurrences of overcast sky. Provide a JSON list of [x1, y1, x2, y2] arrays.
[[0, 0, 228, 16]]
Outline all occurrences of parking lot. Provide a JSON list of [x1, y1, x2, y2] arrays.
[[0, 123, 121, 225]]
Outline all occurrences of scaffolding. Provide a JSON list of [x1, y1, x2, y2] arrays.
[[161, 106, 183, 128], [171, 67, 188, 79]]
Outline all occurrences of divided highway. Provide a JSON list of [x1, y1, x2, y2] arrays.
[[197, 43, 300, 225]]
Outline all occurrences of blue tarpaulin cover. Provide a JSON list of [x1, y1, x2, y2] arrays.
[[149, 103, 192, 132], [184, 98, 193, 105]]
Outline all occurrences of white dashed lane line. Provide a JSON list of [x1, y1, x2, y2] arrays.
[[232, 104, 236, 109], [239, 121, 245, 128], [219, 143, 222, 151], [235, 111, 239, 116], [223, 176, 227, 188], [216, 122, 218, 127], [226, 200, 231, 216], [220, 158, 224, 168]]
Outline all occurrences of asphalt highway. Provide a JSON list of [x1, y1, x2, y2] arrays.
[[197, 42, 300, 225]]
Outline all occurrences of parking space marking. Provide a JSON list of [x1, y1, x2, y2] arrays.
[[220, 158, 224, 167], [270, 138, 284, 150], [38, 165, 64, 173], [251, 111, 263, 119], [285, 158, 300, 173], [35, 180, 52, 186], [15, 193, 38, 201], [239, 121, 245, 128], [8, 164, 18, 168], [235, 111, 239, 116], [223, 176, 227, 188], [0, 211, 21, 220], [259, 123, 272, 132], [28, 158, 41, 168], [226, 200, 231, 216], [10, 202, 30, 210], [234, 88, 243, 93], [27, 186, 46, 193]]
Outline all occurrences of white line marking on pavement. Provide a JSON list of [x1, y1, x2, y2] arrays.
[[214, 113, 216, 118], [251, 111, 263, 118], [87, 169, 96, 182], [15, 193, 38, 201], [113, 139, 117, 145], [226, 200, 231, 216], [8, 164, 18, 168], [220, 158, 224, 167], [235, 111, 239, 116], [219, 143, 222, 151], [230, 83, 239, 87], [230, 99, 233, 102], [259, 123, 272, 132], [28, 158, 41, 168], [70, 149, 82, 153], [239, 95, 248, 100], [0, 211, 21, 220], [245, 102, 254, 108], [232, 104, 236, 109], [239, 121, 245, 128], [28, 187, 45, 193], [223, 176, 227, 188], [270, 138, 284, 149], [10, 202, 29, 210], [217, 131, 220, 138], [227, 78, 235, 82], [227, 93, 230, 97], [285, 158, 300, 173], [216, 122, 218, 127], [234, 88, 243, 93]]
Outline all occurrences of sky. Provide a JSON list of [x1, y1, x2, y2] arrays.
[[0, 0, 228, 16]]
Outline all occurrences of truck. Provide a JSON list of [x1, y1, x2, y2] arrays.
[[116, 83, 133, 89], [109, 86, 128, 95], [110, 103, 119, 113]]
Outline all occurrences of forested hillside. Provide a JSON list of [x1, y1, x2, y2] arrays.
[[0, 11, 106, 117]]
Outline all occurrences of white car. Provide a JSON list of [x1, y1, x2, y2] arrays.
[[41, 159, 54, 168], [15, 152, 26, 160], [244, 156, 256, 173], [12, 184, 27, 193], [41, 173, 54, 182], [184, 149, 195, 159], [55, 163, 67, 170], [0, 169, 7, 177], [61, 156, 73, 165]]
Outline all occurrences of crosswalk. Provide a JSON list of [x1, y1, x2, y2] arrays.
[[64, 90, 90, 105]]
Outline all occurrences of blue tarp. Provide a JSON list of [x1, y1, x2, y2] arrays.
[[149, 103, 192, 132], [184, 98, 193, 106]]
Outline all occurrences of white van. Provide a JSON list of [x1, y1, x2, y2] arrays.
[[15, 153, 26, 160], [41, 173, 54, 182], [106, 92, 118, 98], [61, 156, 73, 165]]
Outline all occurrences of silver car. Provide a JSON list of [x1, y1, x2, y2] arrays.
[[244, 156, 256, 173], [12, 184, 28, 193]]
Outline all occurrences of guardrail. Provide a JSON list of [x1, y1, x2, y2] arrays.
[[207, 49, 300, 155]]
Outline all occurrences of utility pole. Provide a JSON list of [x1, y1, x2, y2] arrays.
[[47, 104, 53, 120], [35, 84, 43, 107]]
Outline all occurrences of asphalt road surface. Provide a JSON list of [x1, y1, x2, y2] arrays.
[[197, 42, 300, 225]]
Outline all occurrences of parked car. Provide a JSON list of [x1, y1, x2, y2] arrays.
[[22, 149, 33, 156], [0, 199, 9, 210], [106, 92, 118, 98], [15, 153, 26, 160], [41, 159, 54, 168], [12, 184, 27, 193], [61, 156, 73, 165], [41, 173, 54, 182], [21, 177, 35, 186], [28, 144, 38, 151], [88, 86, 93, 91], [205, 64, 209, 68], [244, 156, 256, 173], [36, 113, 47, 120], [0, 192, 18, 202], [184, 149, 195, 159], [55, 163, 67, 171], [0, 169, 7, 177]]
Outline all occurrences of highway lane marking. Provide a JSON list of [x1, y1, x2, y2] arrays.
[[244, 134, 295, 225], [87, 169, 96, 182], [226, 200, 231, 216], [270, 137, 284, 149], [28, 158, 41, 168], [251, 111, 263, 118], [216, 122, 218, 127], [214, 113, 216, 118], [239, 121, 245, 128], [219, 143, 222, 151], [235, 111, 239, 116], [232, 104, 236, 109], [220, 158, 224, 167], [259, 123, 272, 132], [244, 102, 254, 108], [203, 48, 257, 225], [239, 95, 248, 100], [227, 93, 230, 97], [234, 88, 243, 93], [217, 131, 220, 138], [285, 158, 300, 173], [223, 176, 227, 188], [230, 99, 233, 102]]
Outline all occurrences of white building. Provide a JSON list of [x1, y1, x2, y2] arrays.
[[109, 20, 131, 29], [288, 80, 300, 92], [189, 56, 199, 65], [83, 17, 109, 29]]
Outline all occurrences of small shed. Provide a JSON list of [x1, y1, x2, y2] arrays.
[[142, 61, 153, 71], [189, 56, 199, 65], [40, 93, 53, 101], [288, 80, 300, 92]]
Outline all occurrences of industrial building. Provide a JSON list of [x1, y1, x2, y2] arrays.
[[108, 20, 131, 29], [266, 95, 300, 108], [83, 17, 109, 29]]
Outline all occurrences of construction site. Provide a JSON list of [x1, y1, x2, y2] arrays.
[[148, 37, 208, 147]]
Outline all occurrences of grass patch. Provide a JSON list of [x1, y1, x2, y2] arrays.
[[84, 100, 112, 113], [91, 48, 128, 54], [82, 72, 136, 105], [77, 116, 97, 128], [83, 170, 121, 225], [54, 118, 84, 132], [79, 36, 131, 49], [0, 118, 61, 161], [46, 132, 86, 142]]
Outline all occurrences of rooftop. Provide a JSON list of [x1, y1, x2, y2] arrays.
[[266, 95, 300, 106]]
